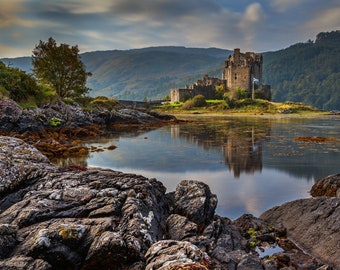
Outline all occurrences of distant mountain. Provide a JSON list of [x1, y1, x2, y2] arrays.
[[1, 31, 339, 109], [80, 46, 229, 100], [1, 46, 229, 101], [1, 56, 32, 73]]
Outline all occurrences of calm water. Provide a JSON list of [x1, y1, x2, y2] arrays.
[[58, 115, 340, 220]]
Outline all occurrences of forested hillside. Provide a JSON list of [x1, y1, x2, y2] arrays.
[[1, 31, 339, 109], [80, 46, 228, 100], [263, 31, 340, 110]]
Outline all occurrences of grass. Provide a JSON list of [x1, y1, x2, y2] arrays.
[[155, 99, 325, 116]]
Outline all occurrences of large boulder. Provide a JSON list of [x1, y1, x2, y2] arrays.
[[310, 173, 340, 197], [0, 98, 23, 132], [0, 136, 169, 269], [172, 180, 218, 227], [145, 240, 211, 270], [0, 136, 56, 196], [260, 197, 340, 268]]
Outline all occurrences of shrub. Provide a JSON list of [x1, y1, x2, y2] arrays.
[[49, 117, 62, 127], [35, 84, 57, 105], [182, 99, 195, 110], [90, 96, 119, 109], [192, 95, 207, 107], [62, 97, 75, 105]]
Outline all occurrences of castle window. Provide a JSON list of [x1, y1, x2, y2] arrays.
[[234, 73, 237, 80]]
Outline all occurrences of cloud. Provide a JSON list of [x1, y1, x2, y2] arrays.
[[302, 6, 340, 33], [0, 0, 23, 28], [104, 0, 265, 51], [0, 0, 41, 29], [0, 0, 339, 58], [109, 0, 220, 21], [238, 3, 265, 47], [270, 0, 306, 13]]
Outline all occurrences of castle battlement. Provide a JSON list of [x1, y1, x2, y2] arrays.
[[222, 48, 262, 91], [170, 48, 269, 103]]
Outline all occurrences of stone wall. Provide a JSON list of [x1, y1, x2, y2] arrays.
[[170, 88, 195, 102], [170, 75, 224, 102], [222, 48, 263, 92]]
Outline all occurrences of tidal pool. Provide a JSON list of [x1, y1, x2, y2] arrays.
[[57, 115, 340, 220]]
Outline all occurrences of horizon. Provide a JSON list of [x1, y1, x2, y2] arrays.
[[0, 35, 331, 60], [1, 0, 339, 58]]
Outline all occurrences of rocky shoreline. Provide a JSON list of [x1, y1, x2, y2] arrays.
[[0, 98, 339, 269], [0, 135, 339, 269], [0, 98, 177, 162]]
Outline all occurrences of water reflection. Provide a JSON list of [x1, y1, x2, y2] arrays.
[[54, 116, 340, 219], [170, 117, 271, 177]]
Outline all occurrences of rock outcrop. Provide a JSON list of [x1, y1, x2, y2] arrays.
[[0, 136, 338, 269], [0, 98, 176, 162], [310, 173, 340, 197], [260, 173, 340, 268], [0, 137, 168, 269], [260, 197, 340, 268], [0, 98, 175, 134]]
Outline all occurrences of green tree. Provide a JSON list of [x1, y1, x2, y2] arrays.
[[32, 37, 91, 98], [215, 84, 226, 99], [192, 94, 207, 107]]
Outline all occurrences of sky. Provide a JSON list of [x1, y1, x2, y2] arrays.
[[0, 0, 339, 58]]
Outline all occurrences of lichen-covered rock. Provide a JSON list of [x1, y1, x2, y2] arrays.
[[0, 136, 169, 269], [0, 168, 168, 269], [0, 224, 18, 259], [0, 98, 176, 134], [310, 173, 340, 197], [0, 136, 336, 269], [0, 255, 52, 270], [145, 240, 211, 270], [0, 136, 56, 196], [173, 180, 218, 227], [166, 214, 197, 240], [237, 253, 263, 270], [260, 197, 340, 268], [0, 98, 23, 131]]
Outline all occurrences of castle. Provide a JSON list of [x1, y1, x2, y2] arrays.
[[170, 48, 270, 102]]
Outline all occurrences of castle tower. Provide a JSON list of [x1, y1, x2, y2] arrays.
[[222, 48, 262, 92]]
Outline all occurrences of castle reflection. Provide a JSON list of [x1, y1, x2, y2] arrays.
[[170, 118, 271, 177]]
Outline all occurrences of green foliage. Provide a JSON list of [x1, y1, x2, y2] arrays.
[[62, 97, 75, 105], [0, 61, 39, 102], [89, 96, 118, 109], [263, 30, 340, 110], [275, 101, 318, 113], [0, 60, 59, 107], [232, 98, 273, 113], [32, 37, 91, 99], [192, 94, 207, 107], [207, 100, 229, 110], [182, 95, 207, 110], [0, 85, 9, 97], [224, 87, 249, 102], [215, 84, 226, 99], [49, 117, 62, 127], [35, 84, 57, 105], [236, 87, 248, 99], [182, 99, 195, 110]]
